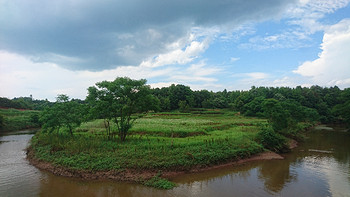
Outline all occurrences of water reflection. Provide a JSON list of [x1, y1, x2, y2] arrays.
[[257, 159, 296, 193], [171, 126, 350, 196]]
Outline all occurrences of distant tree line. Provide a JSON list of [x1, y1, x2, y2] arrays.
[[0, 96, 52, 110], [1, 81, 349, 135], [152, 85, 349, 126]]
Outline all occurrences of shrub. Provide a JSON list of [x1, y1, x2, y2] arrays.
[[257, 126, 289, 153], [143, 173, 176, 189]]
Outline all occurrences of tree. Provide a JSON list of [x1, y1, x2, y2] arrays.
[[262, 99, 291, 132], [168, 84, 194, 110], [242, 96, 265, 117], [0, 114, 5, 131], [40, 94, 83, 135], [332, 88, 350, 128], [87, 77, 157, 142], [178, 100, 190, 112]]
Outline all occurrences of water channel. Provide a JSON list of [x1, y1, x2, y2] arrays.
[[0, 126, 349, 197]]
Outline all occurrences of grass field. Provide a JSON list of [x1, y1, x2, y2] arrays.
[[0, 108, 40, 132], [30, 109, 311, 189], [31, 110, 267, 171]]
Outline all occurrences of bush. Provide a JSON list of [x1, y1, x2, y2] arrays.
[[257, 126, 289, 153], [143, 173, 176, 189], [0, 114, 4, 130]]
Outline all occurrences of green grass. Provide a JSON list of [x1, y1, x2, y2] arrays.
[[30, 109, 285, 189], [0, 108, 40, 132], [31, 110, 267, 170], [144, 173, 177, 189]]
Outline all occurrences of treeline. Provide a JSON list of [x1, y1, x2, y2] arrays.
[[0, 96, 51, 110], [0, 96, 82, 132], [1, 83, 349, 130], [153, 84, 349, 126], [0, 96, 86, 110]]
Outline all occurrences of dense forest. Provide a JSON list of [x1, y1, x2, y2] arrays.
[[1, 81, 349, 132]]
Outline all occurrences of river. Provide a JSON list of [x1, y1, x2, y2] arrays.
[[0, 126, 349, 197]]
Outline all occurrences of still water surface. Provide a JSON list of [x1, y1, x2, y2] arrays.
[[0, 126, 349, 197]]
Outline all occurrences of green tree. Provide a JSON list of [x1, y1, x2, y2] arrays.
[[178, 100, 190, 112], [40, 94, 83, 135], [87, 77, 157, 142], [0, 114, 4, 131], [262, 99, 291, 132], [332, 88, 350, 128], [242, 96, 265, 117], [168, 84, 194, 110]]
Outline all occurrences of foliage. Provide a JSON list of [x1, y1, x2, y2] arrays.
[[0, 114, 4, 130], [87, 77, 158, 141], [150, 85, 347, 126], [144, 173, 176, 189], [332, 88, 350, 128], [169, 84, 194, 110], [178, 100, 190, 112], [257, 126, 289, 153], [30, 111, 265, 173], [0, 108, 41, 132], [0, 96, 52, 110], [40, 94, 83, 135], [262, 99, 292, 132]]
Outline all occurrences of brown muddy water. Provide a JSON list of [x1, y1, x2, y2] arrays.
[[0, 126, 349, 197]]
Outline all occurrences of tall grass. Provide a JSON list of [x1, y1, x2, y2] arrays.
[[31, 110, 267, 171], [0, 108, 40, 132]]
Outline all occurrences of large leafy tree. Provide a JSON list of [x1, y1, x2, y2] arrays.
[[87, 77, 158, 142], [168, 84, 194, 110], [262, 99, 291, 132], [40, 94, 83, 135], [332, 88, 350, 128]]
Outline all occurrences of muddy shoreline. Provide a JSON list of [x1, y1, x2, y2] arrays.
[[26, 147, 284, 183]]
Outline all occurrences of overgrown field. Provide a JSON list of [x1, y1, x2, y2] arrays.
[[30, 110, 268, 172], [0, 108, 40, 132]]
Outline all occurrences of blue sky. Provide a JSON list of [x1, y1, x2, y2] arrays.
[[0, 0, 350, 100]]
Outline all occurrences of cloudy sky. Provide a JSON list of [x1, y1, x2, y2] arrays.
[[1, 0, 350, 100]]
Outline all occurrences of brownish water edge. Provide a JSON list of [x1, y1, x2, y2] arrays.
[[1, 126, 349, 197]]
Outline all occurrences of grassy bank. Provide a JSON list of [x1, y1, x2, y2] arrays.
[[0, 108, 40, 132], [28, 110, 311, 189]]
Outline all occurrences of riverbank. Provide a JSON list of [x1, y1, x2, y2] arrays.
[[27, 147, 283, 184]]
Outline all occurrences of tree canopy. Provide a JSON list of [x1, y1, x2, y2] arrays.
[[40, 94, 83, 135], [34, 80, 350, 136], [87, 77, 158, 141]]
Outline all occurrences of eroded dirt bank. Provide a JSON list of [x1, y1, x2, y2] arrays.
[[27, 147, 283, 182]]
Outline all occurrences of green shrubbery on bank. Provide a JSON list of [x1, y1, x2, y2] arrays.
[[0, 108, 40, 132]]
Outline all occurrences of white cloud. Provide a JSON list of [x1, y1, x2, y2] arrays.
[[230, 57, 240, 62], [167, 60, 222, 84], [240, 0, 350, 50], [149, 82, 178, 89], [0, 0, 296, 70], [293, 19, 350, 88], [0, 51, 223, 100], [0, 51, 175, 100], [140, 38, 210, 68]]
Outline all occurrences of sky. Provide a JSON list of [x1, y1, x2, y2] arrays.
[[0, 0, 350, 101]]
